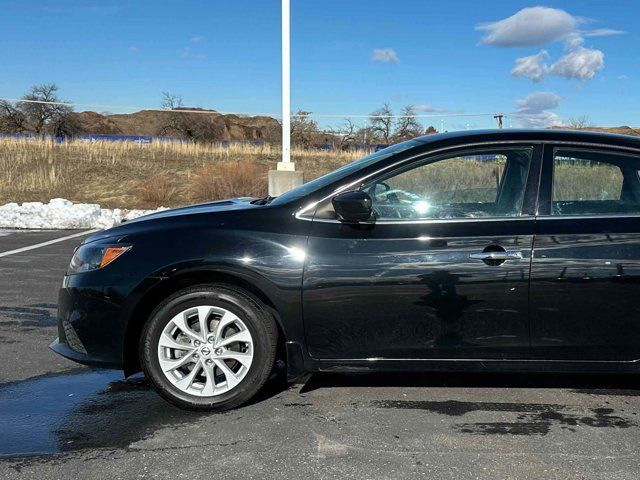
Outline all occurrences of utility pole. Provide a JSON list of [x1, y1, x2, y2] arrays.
[[494, 114, 504, 129], [268, 0, 303, 196]]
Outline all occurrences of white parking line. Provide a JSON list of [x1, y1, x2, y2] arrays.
[[0, 229, 99, 258]]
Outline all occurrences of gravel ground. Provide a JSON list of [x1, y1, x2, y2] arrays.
[[1, 229, 640, 480]]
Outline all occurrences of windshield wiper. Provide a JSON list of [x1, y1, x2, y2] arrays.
[[251, 195, 275, 205]]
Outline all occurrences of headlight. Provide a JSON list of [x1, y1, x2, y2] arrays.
[[69, 244, 131, 274]]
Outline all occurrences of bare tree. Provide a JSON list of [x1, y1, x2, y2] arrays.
[[157, 111, 224, 142], [393, 105, 423, 141], [339, 119, 357, 149], [354, 125, 375, 146], [0, 100, 27, 133], [262, 121, 282, 144], [18, 83, 73, 135], [567, 115, 592, 129], [291, 110, 319, 148], [161, 92, 184, 110], [369, 103, 394, 143], [158, 93, 227, 141], [52, 113, 81, 138]]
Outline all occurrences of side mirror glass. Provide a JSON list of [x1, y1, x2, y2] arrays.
[[332, 191, 373, 222]]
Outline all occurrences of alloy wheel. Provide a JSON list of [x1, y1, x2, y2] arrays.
[[157, 305, 254, 396]]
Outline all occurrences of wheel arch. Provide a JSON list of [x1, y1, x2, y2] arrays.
[[122, 269, 288, 377]]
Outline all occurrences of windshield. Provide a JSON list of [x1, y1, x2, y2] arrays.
[[270, 139, 423, 205]]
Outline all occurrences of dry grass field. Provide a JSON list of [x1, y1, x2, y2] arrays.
[[0, 138, 363, 208]]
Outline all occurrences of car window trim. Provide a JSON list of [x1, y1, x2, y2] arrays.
[[309, 215, 535, 225], [538, 213, 640, 221], [297, 140, 541, 224]]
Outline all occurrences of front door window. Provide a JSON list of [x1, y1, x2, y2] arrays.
[[363, 148, 533, 221]]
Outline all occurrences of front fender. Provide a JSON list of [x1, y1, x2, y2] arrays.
[[118, 228, 309, 376]]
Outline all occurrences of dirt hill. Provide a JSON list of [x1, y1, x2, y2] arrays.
[[71, 108, 281, 141]]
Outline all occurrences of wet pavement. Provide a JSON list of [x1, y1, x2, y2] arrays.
[[1, 229, 640, 479]]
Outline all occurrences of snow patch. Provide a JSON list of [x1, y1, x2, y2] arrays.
[[0, 199, 167, 230]]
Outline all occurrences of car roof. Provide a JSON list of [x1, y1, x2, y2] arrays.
[[412, 129, 640, 151]]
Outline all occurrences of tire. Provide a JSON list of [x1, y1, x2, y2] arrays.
[[140, 284, 278, 411]]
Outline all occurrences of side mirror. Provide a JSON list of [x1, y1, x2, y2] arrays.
[[332, 191, 373, 222]]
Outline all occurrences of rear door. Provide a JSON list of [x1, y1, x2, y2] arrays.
[[303, 143, 542, 361], [530, 144, 640, 361]]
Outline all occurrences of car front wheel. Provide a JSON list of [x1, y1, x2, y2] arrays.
[[140, 284, 278, 411]]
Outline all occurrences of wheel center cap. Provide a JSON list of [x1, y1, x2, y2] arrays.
[[200, 346, 211, 356]]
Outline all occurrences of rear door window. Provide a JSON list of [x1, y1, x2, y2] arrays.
[[551, 149, 640, 216]]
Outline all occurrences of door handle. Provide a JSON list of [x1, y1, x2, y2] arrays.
[[469, 250, 523, 261]]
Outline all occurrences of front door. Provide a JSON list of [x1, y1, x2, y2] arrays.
[[303, 144, 541, 360], [530, 145, 640, 361]]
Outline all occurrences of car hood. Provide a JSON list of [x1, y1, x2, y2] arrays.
[[84, 197, 259, 243], [126, 197, 258, 223]]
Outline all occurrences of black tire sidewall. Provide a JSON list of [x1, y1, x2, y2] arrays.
[[141, 286, 275, 410]]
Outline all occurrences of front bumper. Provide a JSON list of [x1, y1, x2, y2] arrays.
[[51, 273, 128, 369], [49, 338, 120, 368]]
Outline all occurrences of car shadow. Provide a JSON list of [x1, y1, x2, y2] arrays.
[[298, 371, 640, 396], [294, 371, 640, 437]]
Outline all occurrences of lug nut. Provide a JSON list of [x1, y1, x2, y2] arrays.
[[207, 336, 215, 344], [194, 340, 201, 346], [193, 354, 199, 359], [214, 347, 224, 356], [205, 359, 213, 366]]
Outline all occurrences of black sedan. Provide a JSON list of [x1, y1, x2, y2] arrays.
[[51, 129, 640, 410]]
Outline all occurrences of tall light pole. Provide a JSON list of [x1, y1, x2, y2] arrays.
[[269, 0, 303, 195], [280, 0, 291, 168]]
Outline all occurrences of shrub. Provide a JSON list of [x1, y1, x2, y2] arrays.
[[190, 161, 268, 202], [135, 172, 177, 207]]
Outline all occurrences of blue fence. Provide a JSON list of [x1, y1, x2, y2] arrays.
[[75, 134, 152, 144], [0, 133, 38, 141], [0, 133, 183, 144]]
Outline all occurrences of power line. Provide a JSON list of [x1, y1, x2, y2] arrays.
[[0, 97, 509, 121], [294, 112, 502, 119], [0, 98, 280, 117]]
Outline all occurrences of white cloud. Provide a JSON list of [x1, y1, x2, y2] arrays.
[[478, 7, 622, 84], [477, 7, 579, 47], [550, 47, 604, 81], [584, 28, 626, 37], [372, 48, 399, 63], [515, 91, 564, 128], [563, 33, 584, 50], [618, 74, 629, 80], [190, 35, 204, 43], [517, 110, 565, 128], [128, 46, 139, 52], [414, 105, 445, 113], [511, 50, 549, 82], [516, 91, 561, 112]]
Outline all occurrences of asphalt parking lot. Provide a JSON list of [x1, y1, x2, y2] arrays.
[[1, 229, 640, 479]]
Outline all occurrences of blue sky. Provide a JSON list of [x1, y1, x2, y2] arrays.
[[1, 1, 638, 130]]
